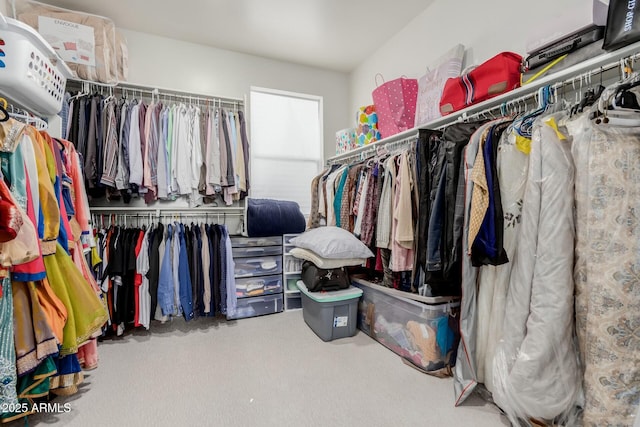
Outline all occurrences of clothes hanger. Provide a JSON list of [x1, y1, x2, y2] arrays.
[[0, 98, 9, 122], [593, 59, 640, 126], [514, 86, 551, 137]]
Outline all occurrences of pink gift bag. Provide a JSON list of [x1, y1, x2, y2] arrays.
[[372, 74, 419, 139]]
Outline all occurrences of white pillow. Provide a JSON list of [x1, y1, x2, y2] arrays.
[[290, 247, 366, 269], [290, 226, 374, 259]]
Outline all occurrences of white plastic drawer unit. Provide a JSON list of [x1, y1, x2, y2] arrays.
[[232, 245, 282, 258], [233, 255, 283, 278], [283, 234, 298, 245], [285, 294, 302, 310], [228, 294, 284, 320], [230, 236, 283, 248], [235, 275, 283, 299]]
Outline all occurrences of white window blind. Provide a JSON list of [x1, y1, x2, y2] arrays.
[[249, 88, 323, 215]]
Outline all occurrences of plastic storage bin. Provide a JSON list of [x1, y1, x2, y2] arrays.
[[235, 275, 283, 299], [234, 255, 282, 277], [228, 294, 283, 320], [13, 0, 122, 84], [285, 294, 302, 310], [231, 236, 283, 248], [232, 245, 282, 258], [351, 277, 460, 375], [298, 281, 363, 342]]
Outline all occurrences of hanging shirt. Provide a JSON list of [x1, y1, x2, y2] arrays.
[[171, 222, 181, 316], [325, 165, 347, 227], [205, 108, 221, 193], [333, 167, 349, 228], [156, 105, 169, 199], [201, 224, 212, 314], [115, 100, 131, 191], [174, 104, 191, 195], [84, 95, 100, 188], [353, 169, 369, 236], [218, 110, 228, 188], [224, 110, 236, 187], [142, 102, 155, 197], [100, 100, 118, 188], [198, 109, 208, 194], [376, 157, 395, 249], [157, 224, 174, 317], [136, 227, 151, 329], [154, 227, 166, 322], [361, 165, 380, 246], [168, 105, 177, 195], [238, 110, 251, 195], [178, 223, 194, 320], [221, 225, 236, 318], [206, 224, 218, 315], [128, 102, 143, 186], [189, 106, 203, 206], [234, 112, 246, 193], [137, 102, 148, 193], [391, 152, 415, 272], [147, 222, 163, 319]]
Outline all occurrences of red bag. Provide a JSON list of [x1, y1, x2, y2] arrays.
[[439, 52, 522, 115], [372, 75, 419, 138]]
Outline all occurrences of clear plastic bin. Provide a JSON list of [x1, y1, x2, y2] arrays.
[[233, 255, 282, 277], [230, 236, 282, 248], [352, 277, 460, 375], [232, 245, 282, 258], [228, 294, 283, 320], [235, 275, 283, 299], [13, 0, 122, 84]]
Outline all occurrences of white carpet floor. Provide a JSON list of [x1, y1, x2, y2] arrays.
[[13, 310, 508, 427]]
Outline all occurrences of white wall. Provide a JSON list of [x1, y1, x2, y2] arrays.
[[119, 29, 349, 162], [349, 0, 564, 117]]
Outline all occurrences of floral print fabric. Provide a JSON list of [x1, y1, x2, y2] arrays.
[[571, 119, 640, 427]]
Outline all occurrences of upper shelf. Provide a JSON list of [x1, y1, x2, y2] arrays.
[[327, 40, 640, 164]]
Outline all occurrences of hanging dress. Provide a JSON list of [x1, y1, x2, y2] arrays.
[[570, 111, 640, 426], [474, 126, 529, 392], [492, 115, 580, 423]]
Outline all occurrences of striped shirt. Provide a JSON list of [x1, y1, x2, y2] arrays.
[[99, 100, 118, 187]]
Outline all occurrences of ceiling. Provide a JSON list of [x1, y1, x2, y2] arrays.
[[33, 0, 434, 72]]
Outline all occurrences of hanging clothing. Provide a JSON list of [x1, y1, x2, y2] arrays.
[[470, 122, 510, 266], [157, 224, 174, 317], [492, 115, 580, 423], [376, 158, 394, 249], [0, 276, 18, 409], [391, 152, 414, 272], [570, 114, 640, 426], [474, 125, 529, 392], [62, 93, 249, 206]]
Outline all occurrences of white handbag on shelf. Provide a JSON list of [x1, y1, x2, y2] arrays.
[[414, 44, 465, 127]]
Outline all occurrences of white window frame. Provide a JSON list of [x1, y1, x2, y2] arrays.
[[248, 86, 324, 214]]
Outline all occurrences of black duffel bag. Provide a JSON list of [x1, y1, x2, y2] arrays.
[[301, 261, 350, 292]]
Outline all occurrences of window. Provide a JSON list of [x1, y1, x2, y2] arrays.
[[249, 88, 323, 215]]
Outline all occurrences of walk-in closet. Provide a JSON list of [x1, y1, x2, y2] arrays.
[[0, 0, 638, 425]]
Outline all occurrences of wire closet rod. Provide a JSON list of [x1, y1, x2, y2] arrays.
[[92, 213, 243, 220], [327, 135, 418, 165], [67, 78, 244, 107], [327, 41, 640, 165], [92, 212, 240, 228], [89, 206, 244, 212]]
